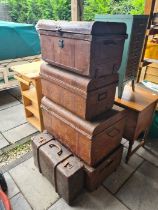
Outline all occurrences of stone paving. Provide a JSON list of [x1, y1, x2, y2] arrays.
[[0, 87, 37, 154], [0, 137, 157, 210], [1, 87, 158, 210]]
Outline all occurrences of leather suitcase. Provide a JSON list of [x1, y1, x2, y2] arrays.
[[41, 97, 126, 166], [84, 144, 123, 191], [40, 62, 118, 120], [31, 132, 84, 204], [37, 20, 127, 78]]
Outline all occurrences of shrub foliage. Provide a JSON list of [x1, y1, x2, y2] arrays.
[[8, 0, 145, 24]]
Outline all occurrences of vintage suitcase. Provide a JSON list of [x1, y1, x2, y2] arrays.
[[37, 20, 127, 78], [84, 144, 123, 191], [41, 97, 126, 166], [40, 62, 118, 120], [32, 133, 84, 204]]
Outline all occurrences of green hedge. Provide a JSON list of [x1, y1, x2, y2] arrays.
[[8, 0, 71, 24], [8, 0, 144, 24], [83, 0, 145, 20]]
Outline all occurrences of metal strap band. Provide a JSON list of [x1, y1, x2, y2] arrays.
[[37, 139, 54, 173], [53, 154, 73, 193]]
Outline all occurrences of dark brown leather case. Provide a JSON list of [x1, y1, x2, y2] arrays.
[[84, 144, 123, 191], [31, 133, 84, 204]]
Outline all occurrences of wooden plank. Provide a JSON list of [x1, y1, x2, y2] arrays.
[[115, 85, 158, 112], [144, 0, 156, 14], [71, 0, 83, 21], [146, 67, 158, 76], [12, 60, 42, 79], [154, 0, 158, 12], [145, 74, 158, 83]]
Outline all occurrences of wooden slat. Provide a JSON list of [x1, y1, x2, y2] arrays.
[[12, 60, 42, 79], [71, 0, 83, 21], [115, 85, 158, 112], [144, 0, 156, 14]]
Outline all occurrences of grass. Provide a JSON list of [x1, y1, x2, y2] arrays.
[[0, 140, 31, 168]]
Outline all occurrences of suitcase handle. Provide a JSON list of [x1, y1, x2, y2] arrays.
[[107, 128, 120, 137], [99, 159, 113, 173], [49, 143, 63, 156], [63, 161, 73, 169], [98, 92, 107, 101]]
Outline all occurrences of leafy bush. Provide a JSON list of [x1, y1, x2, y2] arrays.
[[8, 0, 145, 24], [84, 0, 145, 20], [8, 0, 71, 24]]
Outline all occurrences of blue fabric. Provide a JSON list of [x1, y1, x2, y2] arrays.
[[0, 21, 41, 60]]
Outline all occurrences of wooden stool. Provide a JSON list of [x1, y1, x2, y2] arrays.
[[115, 85, 158, 163], [12, 61, 44, 131]]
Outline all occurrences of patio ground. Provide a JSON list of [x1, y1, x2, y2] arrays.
[[0, 87, 38, 155], [0, 137, 157, 210], [0, 87, 158, 210]]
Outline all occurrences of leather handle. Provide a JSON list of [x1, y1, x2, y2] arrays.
[[49, 143, 62, 156], [98, 92, 107, 101], [107, 128, 120, 137], [99, 159, 113, 173], [63, 161, 73, 169]]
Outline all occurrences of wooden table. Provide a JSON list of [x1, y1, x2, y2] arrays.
[[115, 85, 158, 163], [12, 61, 44, 131]]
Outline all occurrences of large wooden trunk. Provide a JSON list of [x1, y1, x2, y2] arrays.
[[31, 133, 84, 204], [41, 97, 126, 166], [84, 144, 123, 191], [37, 20, 127, 78], [40, 63, 118, 120]]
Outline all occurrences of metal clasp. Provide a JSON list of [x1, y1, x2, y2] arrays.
[[58, 39, 64, 48]]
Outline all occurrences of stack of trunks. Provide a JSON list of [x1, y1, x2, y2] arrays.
[[32, 20, 127, 204]]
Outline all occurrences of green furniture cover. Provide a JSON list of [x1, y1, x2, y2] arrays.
[[0, 21, 41, 60]]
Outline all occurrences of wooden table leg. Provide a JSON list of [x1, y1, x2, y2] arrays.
[[142, 129, 149, 148], [125, 129, 149, 163], [132, 79, 135, 92], [125, 140, 134, 164]]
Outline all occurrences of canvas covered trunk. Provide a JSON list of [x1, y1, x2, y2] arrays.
[[40, 62, 118, 120], [32, 132, 84, 204], [41, 97, 126, 166], [84, 144, 123, 191], [37, 20, 127, 78]]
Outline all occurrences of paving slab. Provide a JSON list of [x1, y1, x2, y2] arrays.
[[3, 122, 37, 144], [0, 104, 26, 132], [0, 133, 9, 149], [136, 146, 158, 167], [9, 158, 59, 210], [103, 147, 144, 194], [7, 87, 22, 102], [121, 138, 128, 145], [0, 90, 20, 111], [48, 187, 128, 210], [124, 139, 158, 166], [10, 193, 32, 210], [4, 172, 20, 198], [116, 161, 158, 210]]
